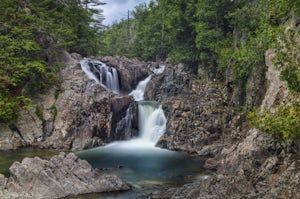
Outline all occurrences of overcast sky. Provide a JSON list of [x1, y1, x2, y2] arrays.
[[101, 0, 150, 25]]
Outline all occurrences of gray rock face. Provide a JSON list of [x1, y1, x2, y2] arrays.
[[165, 129, 300, 199], [0, 52, 139, 151], [111, 97, 138, 140], [146, 48, 300, 198], [44, 56, 111, 149], [0, 152, 130, 199], [261, 49, 289, 110], [100, 56, 149, 92], [0, 124, 23, 150], [44, 53, 138, 150], [146, 63, 226, 154]]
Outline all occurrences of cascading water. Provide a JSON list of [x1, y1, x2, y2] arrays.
[[105, 64, 167, 148], [76, 63, 205, 198], [80, 58, 166, 146], [138, 102, 166, 145], [129, 63, 165, 101], [129, 75, 151, 101], [105, 96, 166, 148], [80, 58, 120, 93], [149, 64, 165, 74]]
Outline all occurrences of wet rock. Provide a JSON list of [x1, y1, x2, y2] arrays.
[[111, 96, 138, 140], [100, 56, 150, 92], [0, 174, 6, 191], [0, 152, 130, 198], [204, 158, 219, 170], [42, 52, 114, 149]]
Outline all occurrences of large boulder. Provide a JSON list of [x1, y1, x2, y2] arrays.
[[0, 152, 130, 199], [100, 56, 150, 92]]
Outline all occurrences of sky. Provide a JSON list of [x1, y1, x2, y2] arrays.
[[101, 0, 150, 25]]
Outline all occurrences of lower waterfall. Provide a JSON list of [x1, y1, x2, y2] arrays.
[[105, 102, 166, 148], [138, 101, 166, 145], [76, 63, 205, 199], [107, 72, 167, 148]]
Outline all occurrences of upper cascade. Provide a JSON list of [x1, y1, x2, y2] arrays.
[[80, 58, 120, 93], [129, 76, 152, 101], [129, 64, 165, 101], [149, 64, 165, 74]]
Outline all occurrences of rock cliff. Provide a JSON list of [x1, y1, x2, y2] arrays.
[[0, 52, 149, 151], [150, 48, 300, 198], [145, 63, 226, 154]]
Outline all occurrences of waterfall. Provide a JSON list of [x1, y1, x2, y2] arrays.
[[138, 102, 166, 144], [149, 64, 165, 74], [129, 64, 165, 101], [80, 58, 120, 93], [78, 59, 167, 148], [129, 75, 151, 101], [126, 64, 166, 146]]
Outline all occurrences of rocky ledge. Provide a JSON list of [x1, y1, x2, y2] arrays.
[[100, 56, 149, 92], [0, 152, 131, 199], [149, 49, 300, 198]]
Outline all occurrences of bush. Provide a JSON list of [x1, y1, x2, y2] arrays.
[[248, 101, 300, 143], [0, 93, 31, 125]]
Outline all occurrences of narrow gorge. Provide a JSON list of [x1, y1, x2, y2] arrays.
[[1, 44, 299, 198], [1, 0, 300, 198]]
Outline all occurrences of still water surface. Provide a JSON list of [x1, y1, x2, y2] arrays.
[[74, 143, 206, 198], [0, 147, 59, 176], [0, 146, 206, 198]]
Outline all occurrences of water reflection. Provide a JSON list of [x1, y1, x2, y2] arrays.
[[0, 148, 59, 176], [76, 145, 205, 198]]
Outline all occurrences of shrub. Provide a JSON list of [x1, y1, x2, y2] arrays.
[[248, 101, 300, 143]]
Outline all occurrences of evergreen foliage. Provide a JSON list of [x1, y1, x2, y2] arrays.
[[1, 0, 299, 142], [100, 0, 297, 81], [99, 0, 300, 143], [0, 0, 105, 124]]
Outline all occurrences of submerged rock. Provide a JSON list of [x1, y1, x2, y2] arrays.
[[0, 152, 131, 199]]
